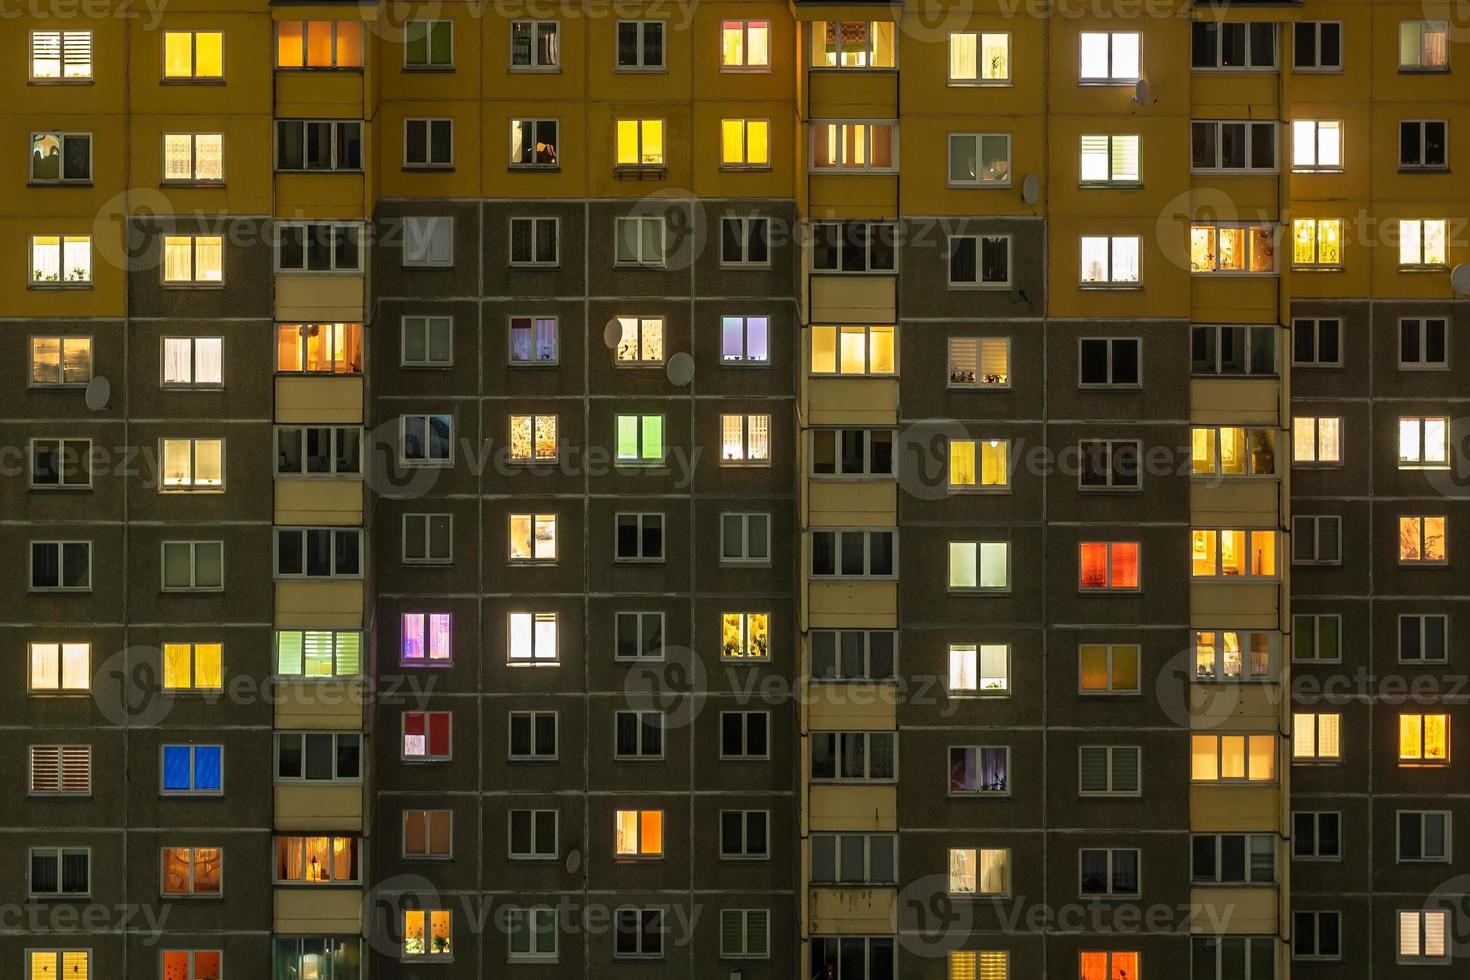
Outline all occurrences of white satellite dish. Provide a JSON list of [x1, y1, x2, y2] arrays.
[[1451, 263, 1470, 296], [603, 318, 624, 349], [1021, 174, 1040, 206], [1132, 78, 1151, 104], [84, 376, 110, 411], [666, 352, 695, 387]]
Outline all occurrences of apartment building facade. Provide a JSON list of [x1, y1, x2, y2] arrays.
[[5, 1, 1468, 979]]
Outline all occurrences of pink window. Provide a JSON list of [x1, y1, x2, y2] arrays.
[[401, 612, 451, 664]]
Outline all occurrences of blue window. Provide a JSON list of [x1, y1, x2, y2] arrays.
[[162, 744, 223, 794]]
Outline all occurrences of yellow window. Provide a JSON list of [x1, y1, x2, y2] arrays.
[[1400, 713, 1450, 762], [1191, 530, 1217, 576], [163, 643, 193, 688], [1191, 428, 1216, 475], [616, 119, 664, 166], [949, 441, 976, 487], [722, 119, 770, 167]]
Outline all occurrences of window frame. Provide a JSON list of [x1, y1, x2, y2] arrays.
[[615, 512, 665, 563], [948, 233, 1012, 288], [1399, 613, 1449, 664], [403, 117, 454, 169], [399, 413, 454, 466], [720, 216, 771, 268], [29, 30, 94, 82], [1399, 218, 1450, 269], [947, 30, 1010, 84], [27, 846, 91, 898], [1398, 317, 1450, 370], [510, 20, 559, 71], [405, 19, 454, 69], [401, 314, 454, 367], [30, 540, 92, 593], [507, 710, 559, 761], [272, 528, 361, 580], [812, 529, 899, 580], [29, 437, 92, 490], [809, 120, 899, 173], [508, 118, 560, 170], [29, 234, 93, 287], [274, 119, 363, 173], [1190, 119, 1278, 173], [28, 131, 93, 185], [615, 20, 666, 71], [161, 540, 225, 592], [720, 19, 771, 72], [401, 513, 453, 565], [947, 132, 1012, 188], [1400, 119, 1449, 171], [1078, 336, 1141, 387], [1293, 21, 1343, 72], [509, 513, 559, 565], [613, 215, 666, 267], [273, 221, 362, 273], [29, 335, 93, 387], [1291, 218, 1344, 269], [403, 215, 454, 268], [160, 743, 225, 796], [1078, 31, 1141, 84]]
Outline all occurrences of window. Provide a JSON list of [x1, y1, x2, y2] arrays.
[[30, 132, 91, 183], [163, 336, 223, 387], [403, 216, 453, 267], [30, 235, 91, 285], [30, 337, 92, 386], [161, 236, 223, 284], [1401, 120, 1448, 170], [159, 951, 224, 980], [949, 31, 1008, 82], [721, 217, 770, 267], [613, 908, 663, 959], [274, 528, 361, 579], [1190, 223, 1276, 273], [811, 121, 897, 171], [948, 643, 1009, 695], [162, 133, 223, 183], [1078, 645, 1140, 694], [1292, 516, 1342, 566], [401, 315, 452, 367], [1078, 337, 1140, 386], [812, 630, 896, 681], [161, 438, 224, 490], [500, 317, 557, 368], [721, 19, 769, 69], [721, 909, 771, 959], [1292, 318, 1340, 366], [950, 745, 1009, 795], [721, 414, 771, 464], [1400, 515, 1448, 564], [614, 711, 663, 759], [949, 234, 1010, 286], [510, 20, 558, 69], [404, 118, 452, 168], [1400, 219, 1448, 267], [31, 30, 93, 80], [1079, 236, 1140, 286], [162, 642, 223, 691], [276, 21, 363, 69], [616, 612, 664, 661], [1190, 529, 1279, 578], [613, 316, 664, 365], [812, 732, 896, 781], [1080, 31, 1140, 82], [1400, 713, 1451, 763], [509, 612, 558, 662], [1293, 712, 1342, 762], [508, 711, 558, 760], [509, 219, 558, 270], [810, 325, 896, 375], [29, 848, 89, 897], [721, 118, 770, 169], [1191, 120, 1277, 172], [616, 119, 665, 168], [28, 643, 90, 693], [1292, 416, 1341, 464], [1398, 910, 1450, 963], [948, 541, 1008, 591], [275, 426, 361, 476], [510, 414, 558, 462], [271, 939, 358, 980], [811, 429, 894, 477], [162, 744, 223, 794], [1293, 811, 1341, 860], [275, 120, 363, 172], [1292, 219, 1342, 269], [814, 21, 896, 68], [948, 952, 1010, 979], [949, 133, 1011, 186], [949, 847, 1010, 895], [1288, 913, 1341, 962], [401, 612, 451, 666], [31, 541, 91, 592], [615, 415, 664, 464], [1079, 541, 1140, 590], [1291, 120, 1343, 172], [276, 629, 363, 678], [721, 612, 769, 660], [402, 910, 452, 960], [1079, 745, 1141, 796], [615, 215, 665, 266], [811, 939, 896, 979], [30, 438, 91, 489], [616, 513, 665, 562], [948, 438, 1010, 491], [721, 315, 770, 363], [509, 119, 559, 168], [813, 529, 896, 578], [1193, 630, 1276, 682], [1400, 416, 1450, 468], [402, 711, 451, 761], [1080, 848, 1139, 896], [275, 222, 361, 272], [719, 810, 769, 859], [811, 833, 896, 883], [27, 952, 93, 980], [1400, 317, 1449, 368], [1079, 135, 1139, 184], [161, 847, 222, 896], [1192, 22, 1275, 69], [510, 514, 557, 563], [1399, 810, 1451, 862], [1294, 21, 1342, 70], [1400, 614, 1448, 663], [1399, 21, 1448, 70], [508, 907, 558, 960], [617, 20, 664, 69], [29, 745, 90, 795], [402, 514, 451, 565], [615, 809, 664, 857], [721, 711, 770, 759], [401, 414, 452, 465], [1079, 439, 1141, 490], [1191, 733, 1277, 781], [509, 809, 558, 859], [1195, 937, 1277, 977], [949, 337, 1010, 388], [811, 220, 896, 273], [161, 540, 224, 591], [404, 809, 452, 859], [1191, 324, 1276, 375], [406, 20, 453, 68]]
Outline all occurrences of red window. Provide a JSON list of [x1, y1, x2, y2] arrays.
[[403, 711, 451, 760], [1079, 542, 1139, 590]]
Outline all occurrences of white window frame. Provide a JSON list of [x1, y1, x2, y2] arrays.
[[948, 233, 1011, 287], [614, 215, 666, 267], [947, 132, 1011, 187], [403, 215, 454, 268], [403, 117, 453, 169]]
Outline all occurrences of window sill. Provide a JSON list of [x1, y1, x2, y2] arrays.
[[948, 384, 1011, 391], [28, 79, 95, 85], [1291, 168, 1344, 175], [28, 181, 94, 188], [1399, 265, 1450, 273], [1078, 181, 1143, 190], [274, 67, 365, 74], [508, 263, 560, 272], [1291, 67, 1344, 74], [1190, 169, 1279, 177], [1078, 384, 1143, 391], [1077, 79, 1138, 87], [403, 65, 455, 73], [1398, 67, 1450, 74], [1398, 363, 1451, 371], [948, 181, 1011, 190], [161, 77, 225, 85], [613, 166, 668, 180], [721, 66, 773, 74], [1189, 272, 1279, 278], [161, 181, 226, 189], [28, 283, 93, 290], [403, 165, 455, 173], [613, 66, 668, 74], [402, 363, 457, 370], [508, 66, 560, 74], [508, 165, 561, 173], [1079, 283, 1142, 291], [947, 283, 1011, 291], [162, 283, 226, 289], [1399, 166, 1450, 174], [947, 80, 1012, 88]]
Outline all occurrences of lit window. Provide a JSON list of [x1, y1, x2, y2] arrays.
[[28, 642, 90, 692], [1292, 219, 1342, 268], [163, 540, 225, 590], [722, 20, 769, 70], [509, 118, 559, 168], [1400, 614, 1448, 663], [275, 21, 363, 69], [1291, 120, 1342, 170], [510, 414, 558, 462], [1191, 324, 1276, 376], [811, 122, 897, 171], [1189, 223, 1276, 273], [1400, 120, 1448, 170], [31, 541, 91, 592], [614, 316, 664, 365], [27, 952, 92, 980], [948, 31, 1008, 82], [1398, 811, 1450, 862], [721, 119, 770, 168], [1189, 529, 1278, 578], [948, 541, 1009, 591], [30, 235, 92, 285], [508, 907, 559, 960], [1399, 219, 1448, 267], [509, 612, 558, 662], [403, 216, 453, 267], [29, 132, 91, 184], [161, 744, 223, 794], [508, 711, 558, 759], [948, 847, 1009, 895], [1079, 32, 1139, 82], [1399, 21, 1448, 70], [275, 629, 363, 677], [948, 337, 1009, 388], [405, 118, 453, 168], [814, 21, 895, 68], [722, 316, 770, 363], [1400, 515, 1448, 564], [400, 414, 452, 464], [949, 133, 1011, 186], [948, 438, 1009, 490], [812, 731, 896, 781], [1191, 733, 1276, 781], [1294, 21, 1342, 71], [1191, 120, 1276, 171], [616, 20, 664, 69], [274, 732, 362, 782], [948, 643, 1009, 694], [163, 235, 224, 284], [811, 220, 896, 273], [1292, 416, 1341, 464], [510, 514, 557, 563], [161, 846, 222, 896], [721, 217, 770, 267], [1079, 236, 1140, 285], [1399, 416, 1449, 468], [402, 710, 452, 761], [811, 325, 895, 376], [29, 745, 91, 795], [275, 222, 362, 272], [275, 836, 359, 883], [1191, 21, 1276, 69], [1080, 848, 1140, 897], [163, 337, 223, 386], [1079, 541, 1140, 590], [1398, 910, 1450, 963], [503, 316, 556, 365], [615, 215, 665, 267], [1292, 515, 1342, 565], [616, 414, 665, 464], [162, 642, 223, 691], [29, 849, 91, 897], [616, 118, 665, 167], [406, 20, 453, 68], [948, 951, 1010, 979], [949, 745, 1008, 795], [403, 809, 452, 858], [721, 612, 769, 660], [30, 30, 92, 81], [510, 20, 557, 69], [617, 514, 665, 561], [616, 612, 665, 661], [615, 809, 664, 858], [721, 414, 770, 464], [163, 31, 224, 80], [1078, 644, 1140, 694], [1079, 439, 1142, 490], [949, 235, 1010, 286], [1080, 134, 1139, 184], [402, 910, 453, 959], [273, 528, 360, 579], [401, 612, 451, 665], [1292, 317, 1340, 366], [1193, 629, 1276, 681], [30, 438, 92, 489], [1292, 712, 1342, 761]]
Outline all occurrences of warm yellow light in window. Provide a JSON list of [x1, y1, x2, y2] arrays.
[[164, 32, 193, 77], [950, 441, 977, 487], [194, 643, 223, 688], [1191, 428, 1216, 475], [1189, 225, 1215, 272], [163, 643, 193, 689], [195, 31, 223, 77], [746, 120, 769, 165], [1191, 530, 1217, 576], [642, 120, 664, 165], [980, 441, 1006, 486]]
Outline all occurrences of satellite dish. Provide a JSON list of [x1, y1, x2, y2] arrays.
[[1132, 78, 1151, 104], [1021, 174, 1040, 206], [565, 848, 582, 874], [602, 318, 624, 349], [1451, 264, 1470, 296], [666, 352, 695, 387], [83, 376, 110, 411]]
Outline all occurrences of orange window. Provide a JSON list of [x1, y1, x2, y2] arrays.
[[1080, 542, 1138, 590]]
